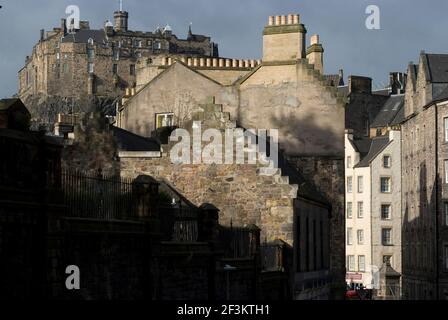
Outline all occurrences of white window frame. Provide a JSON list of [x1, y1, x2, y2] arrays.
[[348, 255, 355, 272], [380, 177, 391, 193], [444, 117, 448, 142], [156, 112, 174, 129], [358, 255, 366, 272], [347, 228, 353, 245], [381, 204, 392, 220], [383, 155, 391, 168], [357, 229, 364, 245], [347, 156, 352, 169], [382, 228, 392, 246], [347, 202, 353, 219], [357, 202, 364, 219], [88, 62, 94, 73], [347, 176, 353, 193], [357, 176, 364, 193], [445, 160, 448, 184]]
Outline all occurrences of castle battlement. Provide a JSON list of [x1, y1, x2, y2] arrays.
[[160, 57, 261, 69]]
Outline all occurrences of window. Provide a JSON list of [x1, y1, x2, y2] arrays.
[[130, 64, 135, 76], [88, 62, 94, 73], [357, 176, 364, 193], [87, 38, 94, 45], [87, 48, 95, 59], [445, 160, 448, 183], [347, 202, 353, 219], [444, 117, 448, 142], [56, 52, 60, 60], [380, 177, 391, 193], [156, 113, 174, 129], [383, 155, 391, 168], [358, 255, 365, 272], [347, 176, 353, 193], [383, 255, 392, 265], [347, 255, 355, 271], [445, 246, 448, 271], [381, 204, 391, 220], [347, 228, 353, 245], [63, 63, 69, 74], [112, 64, 118, 74], [357, 202, 364, 219], [382, 228, 392, 246], [154, 41, 162, 50], [357, 230, 364, 245], [113, 49, 120, 61], [134, 40, 142, 48], [347, 156, 352, 168], [445, 202, 448, 226], [147, 40, 152, 47]]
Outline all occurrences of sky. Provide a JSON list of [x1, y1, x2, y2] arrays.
[[1, 0, 448, 98]]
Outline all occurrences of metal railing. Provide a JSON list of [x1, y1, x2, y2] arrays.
[[61, 169, 138, 220], [218, 224, 260, 258], [159, 204, 199, 242]]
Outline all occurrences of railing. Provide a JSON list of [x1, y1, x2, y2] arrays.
[[159, 204, 199, 242], [61, 169, 138, 220], [218, 224, 260, 259]]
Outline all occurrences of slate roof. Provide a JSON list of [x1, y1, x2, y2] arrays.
[[349, 138, 371, 158], [61, 29, 107, 44], [0, 98, 21, 111], [424, 54, 448, 83], [111, 126, 160, 152], [355, 136, 390, 168], [370, 95, 405, 128]]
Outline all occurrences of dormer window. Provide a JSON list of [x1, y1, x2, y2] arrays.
[[88, 38, 94, 45]]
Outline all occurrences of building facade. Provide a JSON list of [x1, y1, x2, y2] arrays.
[[115, 13, 347, 298], [345, 129, 402, 299], [401, 52, 448, 299], [18, 9, 218, 126]]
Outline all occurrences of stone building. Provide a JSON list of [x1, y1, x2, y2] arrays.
[[115, 13, 347, 298], [18, 8, 218, 125], [401, 52, 448, 299]]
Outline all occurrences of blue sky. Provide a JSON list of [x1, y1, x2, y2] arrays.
[[1, 0, 448, 97]]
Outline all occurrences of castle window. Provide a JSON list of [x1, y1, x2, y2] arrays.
[[88, 62, 94, 73], [147, 40, 152, 47], [63, 63, 69, 74], [56, 52, 60, 60], [113, 64, 118, 74], [87, 48, 95, 59], [156, 113, 174, 129], [113, 49, 120, 61], [88, 38, 94, 45], [134, 40, 142, 48], [130, 64, 135, 76], [154, 41, 162, 50]]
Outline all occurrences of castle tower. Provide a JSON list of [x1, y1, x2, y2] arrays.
[[262, 14, 307, 62], [114, 1, 128, 32], [306, 34, 324, 74]]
